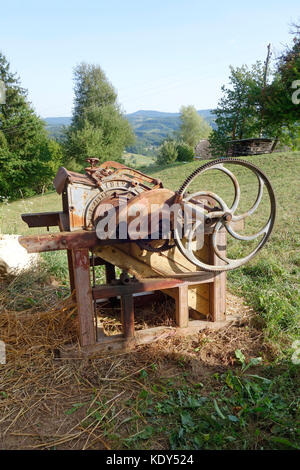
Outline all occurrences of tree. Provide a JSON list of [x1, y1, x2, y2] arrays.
[[176, 141, 194, 161], [210, 32, 300, 157], [209, 63, 266, 155], [261, 25, 300, 148], [64, 63, 135, 169], [157, 139, 178, 165], [179, 105, 211, 148], [0, 52, 62, 199]]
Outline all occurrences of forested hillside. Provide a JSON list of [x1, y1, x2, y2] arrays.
[[44, 109, 216, 152]]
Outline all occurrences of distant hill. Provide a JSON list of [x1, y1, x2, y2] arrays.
[[44, 117, 71, 140], [45, 117, 72, 125], [44, 109, 216, 151], [125, 109, 215, 152]]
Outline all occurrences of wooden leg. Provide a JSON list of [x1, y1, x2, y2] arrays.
[[71, 248, 96, 346], [121, 294, 135, 338], [175, 284, 189, 328], [209, 231, 226, 322], [67, 249, 75, 295]]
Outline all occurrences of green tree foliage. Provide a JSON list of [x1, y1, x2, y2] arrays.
[[209, 63, 266, 156], [210, 30, 300, 156], [179, 105, 212, 148], [64, 63, 135, 170], [176, 141, 194, 161], [157, 139, 178, 165], [0, 52, 62, 199], [261, 26, 300, 147]]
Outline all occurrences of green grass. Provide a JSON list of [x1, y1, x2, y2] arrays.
[[123, 152, 156, 168], [117, 357, 299, 450], [0, 190, 61, 235]]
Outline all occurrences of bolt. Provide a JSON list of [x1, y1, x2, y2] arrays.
[[86, 157, 100, 168], [223, 213, 232, 222]]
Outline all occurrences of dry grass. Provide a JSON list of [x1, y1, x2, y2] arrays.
[[0, 268, 269, 450]]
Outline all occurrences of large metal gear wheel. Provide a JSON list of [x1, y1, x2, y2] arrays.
[[174, 158, 276, 272]]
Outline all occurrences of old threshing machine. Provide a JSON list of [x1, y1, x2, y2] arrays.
[[19, 158, 276, 354]]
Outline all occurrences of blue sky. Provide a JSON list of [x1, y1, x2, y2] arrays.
[[0, 0, 298, 117]]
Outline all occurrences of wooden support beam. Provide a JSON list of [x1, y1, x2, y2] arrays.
[[18, 230, 130, 253], [209, 232, 226, 322], [67, 249, 75, 295], [121, 295, 135, 338], [92, 278, 185, 299], [59, 319, 236, 357], [175, 284, 189, 328], [71, 248, 96, 346], [19, 220, 244, 254]]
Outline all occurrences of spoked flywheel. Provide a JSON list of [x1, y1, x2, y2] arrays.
[[174, 158, 276, 272]]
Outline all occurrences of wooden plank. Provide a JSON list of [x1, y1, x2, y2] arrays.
[[175, 285, 189, 328], [59, 319, 236, 357], [67, 249, 75, 295], [95, 244, 211, 315], [121, 295, 135, 338], [19, 230, 129, 253], [209, 232, 226, 322], [93, 278, 185, 299], [19, 221, 242, 255], [71, 248, 96, 346]]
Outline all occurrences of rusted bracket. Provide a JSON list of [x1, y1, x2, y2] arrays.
[[21, 212, 62, 228], [18, 231, 174, 253], [19, 230, 102, 253], [21, 211, 69, 231]]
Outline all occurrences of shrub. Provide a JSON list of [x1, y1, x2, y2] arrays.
[[176, 141, 194, 161], [157, 139, 178, 165]]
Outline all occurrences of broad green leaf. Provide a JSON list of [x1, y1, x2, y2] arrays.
[[213, 399, 226, 420]]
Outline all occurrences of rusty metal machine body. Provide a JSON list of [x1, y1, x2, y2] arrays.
[[53, 159, 163, 232], [19, 157, 276, 353]]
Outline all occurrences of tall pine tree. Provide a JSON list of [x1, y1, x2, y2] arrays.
[[63, 63, 135, 170]]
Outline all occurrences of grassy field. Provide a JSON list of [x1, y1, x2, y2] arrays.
[[0, 151, 299, 450], [123, 152, 156, 168]]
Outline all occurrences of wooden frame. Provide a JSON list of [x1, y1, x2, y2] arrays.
[[68, 241, 227, 352], [19, 218, 228, 353]]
